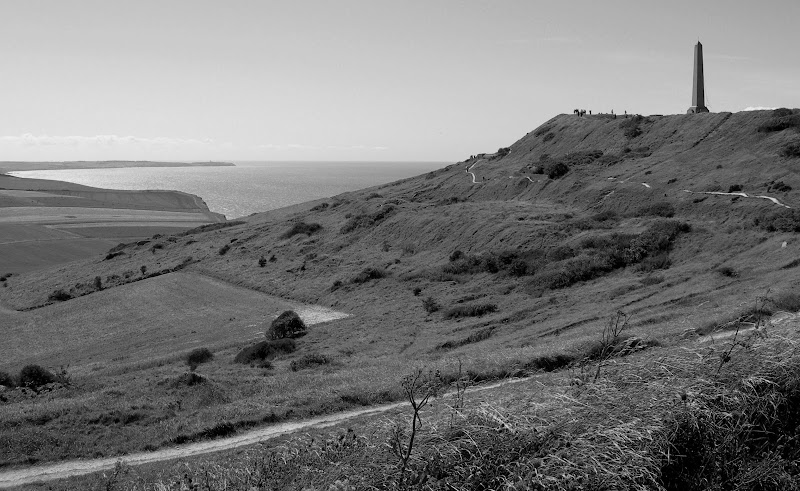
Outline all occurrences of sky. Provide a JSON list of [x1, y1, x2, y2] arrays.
[[1, 0, 798, 162]]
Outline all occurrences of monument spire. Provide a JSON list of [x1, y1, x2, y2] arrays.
[[687, 41, 709, 114]]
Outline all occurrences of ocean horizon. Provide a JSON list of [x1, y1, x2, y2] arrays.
[[8, 160, 448, 219]]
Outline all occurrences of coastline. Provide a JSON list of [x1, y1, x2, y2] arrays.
[[0, 160, 234, 175]]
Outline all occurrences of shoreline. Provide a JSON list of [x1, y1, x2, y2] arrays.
[[0, 160, 234, 175]]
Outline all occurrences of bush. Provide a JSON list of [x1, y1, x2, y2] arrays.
[[546, 162, 569, 179], [757, 114, 800, 133], [259, 256, 267, 267], [422, 296, 440, 313], [496, 147, 511, 157], [771, 291, 800, 312], [330, 279, 343, 292], [717, 266, 738, 277], [780, 142, 800, 158], [266, 311, 307, 340], [234, 339, 296, 364], [218, 244, 231, 255], [543, 132, 555, 142], [412, 287, 422, 296], [290, 353, 331, 371], [755, 209, 800, 232], [727, 184, 743, 193], [186, 347, 213, 371], [48, 289, 72, 302], [310, 202, 329, 212], [443, 303, 498, 319], [772, 181, 792, 192], [282, 222, 322, 239], [340, 206, 395, 234], [635, 202, 675, 218], [0, 371, 15, 387], [351, 267, 386, 284], [104, 251, 125, 260], [18, 365, 56, 389], [773, 108, 794, 117], [449, 250, 464, 262], [93, 276, 102, 290], [638, 252, 671, 272]]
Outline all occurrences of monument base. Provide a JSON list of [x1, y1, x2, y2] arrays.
[[687, 106, 710, 114]]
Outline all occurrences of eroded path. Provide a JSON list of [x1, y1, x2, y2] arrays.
[[0, 378, 526, 488]]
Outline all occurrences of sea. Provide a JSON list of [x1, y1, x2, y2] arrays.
[[8, 161, 448, 219]]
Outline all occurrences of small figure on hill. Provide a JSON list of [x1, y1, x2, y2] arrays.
[[589, 110, 592, 115], [266, 310, 307, 340]]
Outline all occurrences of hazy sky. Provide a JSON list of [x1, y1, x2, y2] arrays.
[[1, 0, 798, 162]]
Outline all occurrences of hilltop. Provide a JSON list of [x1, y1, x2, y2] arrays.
[[2, 109, 800, 489]]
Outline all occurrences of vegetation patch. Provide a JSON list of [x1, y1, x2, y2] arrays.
[[266, 311, 307, 340], [619, 115, 648, 138], [178, 221, 245, 237], [754, 209, 800, 232], [282, 221, 322, 239], [443, 303, 498, 319], [233, 339, 297, 364], [290, 353, 331, 371], [351, 267, 387, 284], [781, 141, 800, 158], [436, 327, 495, 350], [635, 201, 675, 218], [186, 348, 213, 371], [340, 206, 396, 234], [757, 113, 800, 133]]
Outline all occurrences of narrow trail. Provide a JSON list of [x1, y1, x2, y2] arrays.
[[0, 377, 528, 488], [465, 160, 482, 184], [683, 189, 791, 208]]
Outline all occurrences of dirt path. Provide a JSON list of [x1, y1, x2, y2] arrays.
[[0, 378, 527, 488], [683, 189, 790, 208], [466, 160, 482, 184]]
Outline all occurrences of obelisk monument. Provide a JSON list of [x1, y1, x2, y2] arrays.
[[687, 41, 709, 114]]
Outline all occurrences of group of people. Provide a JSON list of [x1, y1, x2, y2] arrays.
[[573, 109, 628, 119]]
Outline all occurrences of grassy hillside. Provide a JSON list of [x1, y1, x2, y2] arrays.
[[2, 109, 800, 488]]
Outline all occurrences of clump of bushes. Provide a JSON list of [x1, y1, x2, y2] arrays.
[[771, 181, 792, 192], [282, 222, 322, 239], [259, 256, 267, 267], [781, 141, 800, 158], [266, 311, 307, 340], [717, 266, 738, 277], [546, 161, 570, 179], [619, 115, 646, 138], [495, 147, 511, 158], [754, 209, 800, 232], [437, 327, 495, 350], [218, 244, 231, 255], [234, 339, 296, 364], [186, 347, 213, 371], [757, 113, 800, 133], [48, 289, 72, 302], [340, 206, 396, 234], [104, 251, 125, 260], [18, 364, 56, 389], [0, 371, 15, 387], [290, 353, 331, 371], [443, 303, 498, 319], [529, 220, 690, 292], [534, 124, 554, 137], [351, 267, 386, 284], [727, 184, 743, 193], [310, 202, 329, 212], [422, 296, 440, 313], [635, 201, 675, 218]]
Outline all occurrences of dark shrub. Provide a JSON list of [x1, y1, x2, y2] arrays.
[[543, 132, 555, 142], [93, 276, 102, 290], [218, 244, 231, 255], [773, 108, 794, 117], [351, 267, 386, 284], [310, 202, 329, 212], [330, 279, 343, 292], [140, 265, 147, 275], [757, 114, 800, 133], [266, 311, 307, 340], [340, 206, 395, 234], [48, 289, 72, 302], [290, 353, 331, 371], [755, 209, 800, 232], [449, 250, 464, 262], [547, 246, 575, 262], [443, 303, 498, 319], [0, 371, 15, 387], [412, 287, 422, 296], [186, 347, 213, 371], [104, 251, 125, 260], [282, 222, 322, 239], [509, 259, 529, 277], [638, 252, 671, 272], [422, 296, 440, 313], [259, 256, 267, 267], [727, 184, 743, 193], [546, 162, 569, 179], [496, 147, 511, 157], [771, 291, 800, 312], [717, 266, 738, 277], [234, 339, 296, 364], [635, 202, 675, 218], [19, 365, 56, 389], [524, 353, 574, 372], [178, 221, 245, 237], [772, 181, 792, 192], [781, 142, 800, 158]]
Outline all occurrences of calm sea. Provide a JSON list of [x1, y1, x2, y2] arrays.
[[9, 161, 447, 219]]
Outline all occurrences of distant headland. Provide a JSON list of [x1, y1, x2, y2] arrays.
[[0, 160, 235, 174]]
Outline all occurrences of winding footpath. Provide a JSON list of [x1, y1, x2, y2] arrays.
[[0, 378, 527, 488]]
